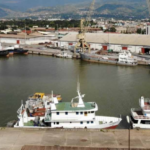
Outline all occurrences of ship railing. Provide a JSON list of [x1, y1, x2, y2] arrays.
[[44, 110, 51, 122], [131, 108, 150, 120], [139, 98, 150, 110], [17, 104, 24, 114]]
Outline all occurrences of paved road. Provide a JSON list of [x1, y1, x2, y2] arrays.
[[0, 128, 150, 150]]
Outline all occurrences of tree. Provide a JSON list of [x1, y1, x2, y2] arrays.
[[0, 24, 7, 30], [110, 27, 116, 32], [55, 25, 57, 31], [12, 26, 17, 31], [100, 27, 103, 30], [137, 28, 142, 34], [104, 27, 116, 32], [142, 29, 146, 34]]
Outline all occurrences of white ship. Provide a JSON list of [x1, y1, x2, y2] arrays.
[[14, 85, 122, 129], [118, 51, 137, 66], [131, 96, 150, 129], [56, 51, 72, 59]]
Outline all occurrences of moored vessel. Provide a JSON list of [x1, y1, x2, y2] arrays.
[[14, 45, 28, 55], [14, 85, 122, 129], [5, 46, 15, 56], [80, 51, 137, 66], [0, 43, 9, 57], [131, 96, 150, 129], [56, 51, 72, 59], [4, 45, 28, 55]]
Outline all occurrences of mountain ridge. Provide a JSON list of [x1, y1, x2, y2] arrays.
[[0, 0, 149, 19]]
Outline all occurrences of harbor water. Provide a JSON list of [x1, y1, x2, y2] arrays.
[[0, 55, 150, 128]]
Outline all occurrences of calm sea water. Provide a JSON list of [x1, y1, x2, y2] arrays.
[[0, 55, 150, 128]]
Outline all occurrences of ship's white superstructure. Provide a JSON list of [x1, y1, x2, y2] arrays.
[[80, 50, 138, 66], [14, 87, 122, 129], [131, 96, 150, 129], [118, 51, 137, 66], [56, 51, 72, 58]]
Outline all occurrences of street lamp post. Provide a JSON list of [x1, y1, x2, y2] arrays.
[[126, 116, 130, 150]]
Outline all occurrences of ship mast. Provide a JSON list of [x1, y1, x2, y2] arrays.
[[147, 0, 150, 15]]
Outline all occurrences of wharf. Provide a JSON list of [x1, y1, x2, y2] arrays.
[[27, 47, 80, 59], [25, 46, 150, 65], [0, 128, 150, 150]]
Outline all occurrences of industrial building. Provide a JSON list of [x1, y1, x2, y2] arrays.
[[59, 33, 150, 54], [0, 32, 56, 45]]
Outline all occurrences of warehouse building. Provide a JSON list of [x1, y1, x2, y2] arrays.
[[0, 32, 56, 45], [59, 33, 150, 54]]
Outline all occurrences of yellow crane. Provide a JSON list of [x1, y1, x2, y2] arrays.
[[74, 0, 95, 54]]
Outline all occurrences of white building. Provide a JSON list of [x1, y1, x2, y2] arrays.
[[0, 32, 57, 45]]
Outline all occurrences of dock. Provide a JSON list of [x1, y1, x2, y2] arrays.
[[27, 47, 80, 59], [0, 128, 150, 150]]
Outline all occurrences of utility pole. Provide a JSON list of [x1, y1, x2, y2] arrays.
[[25, 24, 26, 45]]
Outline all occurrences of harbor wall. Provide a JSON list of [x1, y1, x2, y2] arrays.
[[0, 128, 150, 150]]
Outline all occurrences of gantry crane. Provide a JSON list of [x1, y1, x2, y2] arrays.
[[74, 0, 95, 54]]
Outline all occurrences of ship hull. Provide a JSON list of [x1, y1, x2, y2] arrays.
[[0, 50, 9, 57], [8, 50, 14, 56], [80, 53, 137, 67], [14, 116, 121, 129], [14, 48, 28, 55]]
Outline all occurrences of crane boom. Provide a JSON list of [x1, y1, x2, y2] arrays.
[[74, 0, 96, 54], [147, 0, 150, 15], [87, 0, 95, 22]]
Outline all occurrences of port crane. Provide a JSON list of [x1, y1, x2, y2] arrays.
[[147, 0, 150, 15], [74, 0, 95, 54]]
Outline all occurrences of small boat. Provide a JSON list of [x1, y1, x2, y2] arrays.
[[14, 84, 122, 129], [56, 51, 72, 59], [130, 96, 150, 129], [0, 43, 9, 57], [80, 50, 138, 66]]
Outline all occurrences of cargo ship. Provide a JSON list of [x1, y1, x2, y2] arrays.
[[5, 46, 14, 56], [6, 45, 28, 55], [0, 50, 9, 57], [0, 43, 9, 57], [13, 45, 28, 55], [80, 51, 138, 66], [14, 85, 122, 129]]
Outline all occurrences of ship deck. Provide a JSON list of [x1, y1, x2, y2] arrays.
[[131, 108, 150, 120], [28, 108, 46, 117], [55, 102, 96, 111]]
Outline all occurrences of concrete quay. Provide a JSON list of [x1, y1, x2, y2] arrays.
[[0, 128, 150, 150], [26, 47, 80, 59]]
